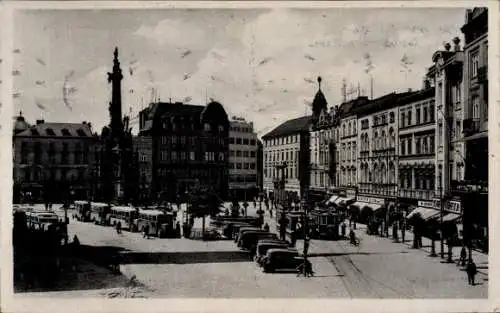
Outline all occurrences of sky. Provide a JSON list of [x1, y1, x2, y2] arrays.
[[12, 7, 468, 136]]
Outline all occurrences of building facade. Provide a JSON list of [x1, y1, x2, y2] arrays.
[[13, 116, 98, 203], [139, 101, 230, 201], [228, 117, 259, 200], [457, 7, 488, 252], [262, 116, 312, 203], [396, 89, 436, 210], [351, 92, 408, 218], [133, 136, 153, 202]]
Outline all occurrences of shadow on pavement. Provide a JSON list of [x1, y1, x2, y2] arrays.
[[120, 250, 253, 265], [308, 251, 409, 258]]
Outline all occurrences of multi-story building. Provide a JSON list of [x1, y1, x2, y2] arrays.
[[262, 115, 312, 203], [396, 88, 436, 212], [228, 117, 259, 200], [13, 115, 98, 203], [133, 136, 153, 202], [256, 139, 264, 196], [456, 7, 488, 252], [309, 106, 339, 201], [138, 101, 230, 201], [353, 92, 408, 216]]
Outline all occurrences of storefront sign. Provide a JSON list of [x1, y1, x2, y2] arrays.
[[358, 196, 385, 206], [346, 188, 357, 199], [418, 200, 437, 209], [446, 200, 461, 214]]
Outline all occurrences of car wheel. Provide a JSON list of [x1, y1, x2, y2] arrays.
[[263, 265, 274, 273]]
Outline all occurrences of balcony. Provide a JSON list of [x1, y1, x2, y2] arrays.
[[477, 66, 488, 83], [398, 188, 434, 200], [462, 118, 481, 136]]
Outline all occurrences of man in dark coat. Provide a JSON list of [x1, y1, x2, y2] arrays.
[[466, 259, 477, 285]]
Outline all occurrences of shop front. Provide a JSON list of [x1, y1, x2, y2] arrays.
[[350, 195, 386, 227], [406, 200, 441, 241]]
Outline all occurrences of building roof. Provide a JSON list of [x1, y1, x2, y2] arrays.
[[15, 122, 93, 138], [396, 88, 435, 106], [13, 115, 30, 134], [262, 115, 312, 139], [356, 91, 412, 116], [337, 96, 370, 118]]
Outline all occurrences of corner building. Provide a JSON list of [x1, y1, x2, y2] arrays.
[[139, 101, 230, 201]]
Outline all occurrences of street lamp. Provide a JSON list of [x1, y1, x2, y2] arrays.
[[300, 197, 310, 277]]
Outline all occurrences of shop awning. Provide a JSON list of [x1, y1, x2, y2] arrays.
[[351, 201, 382, 211], [406, 207, 440, 221], [334, 197, 354, 206], [325, 195, 339, 205], [442, 213, 461, 223]]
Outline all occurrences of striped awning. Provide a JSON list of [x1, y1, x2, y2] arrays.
[[406, 207, 440, 221], [351, 201, 382, 211], [325, 195, 339, 205], [334, 197, 354, 206], [442, 213, 461, 223]]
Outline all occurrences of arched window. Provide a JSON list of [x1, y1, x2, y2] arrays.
[[343, 124, 346, 137], [389, 127, 395, 148], [365, 163, 369, 183], [373, 163, 378, 183], [381, 130, 386, 149], [381, 162, 387, 184], [373, 131, 378, 150], [389, 162, 395, 184]]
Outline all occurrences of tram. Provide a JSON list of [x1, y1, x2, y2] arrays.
[[135, 209, 176, 238], [108, 206, 138, 231], [74, 200, 91, 222], [90, 202, 111, 225]]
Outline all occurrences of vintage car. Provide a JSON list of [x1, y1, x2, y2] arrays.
[[234, 227, 265, 243], [261, 248, 301, 273], [237, 231, 279, 253], [255, 241, 290, 266]]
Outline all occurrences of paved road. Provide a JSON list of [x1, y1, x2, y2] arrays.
[[29, 203, 487, 298]]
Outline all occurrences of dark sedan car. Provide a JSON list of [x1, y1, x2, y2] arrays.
[[255, 241, 290, 266], [237, 231, 278, 252], [262, 248, 301, 273]]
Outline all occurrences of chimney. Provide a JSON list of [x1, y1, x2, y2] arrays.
[[453, 37, 461, 51], [36, 119, 44, 125], [444, 42, 451, 51]]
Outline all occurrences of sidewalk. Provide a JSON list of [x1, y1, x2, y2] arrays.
[[351, 221, 489, 277]]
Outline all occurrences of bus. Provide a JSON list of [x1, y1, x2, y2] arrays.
[[90, 202, 111, 225], [74, 200, 91, 222], [25, 211, 60, 231], [135, 209, 176, 238], [108, 206, 138, 231]]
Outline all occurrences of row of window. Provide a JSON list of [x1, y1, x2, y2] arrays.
[[229, 175, 257, 183], [400, 135, 435, 156], [263, 165, 298, 180], [20, 151, 89, 165], [400, 101, 435, 128], [264, 149, 299, 162], [159, 151, 225, 162], [359, 129, 396, 152], [230, 150, 256, 158], [229, 137, 257, 145], [340, 141, 357, 162], [399, 170, 435, 190], [341, 119, 357, 138], [372, 112, 395, 127], [156, 168, 222, 178], [160, 136, 225, 146], [264, 134, 300, 147], [161, 119, 225, 133], [19, 168, 86, 182], [229, 162, 257, 170], [230, 125, 253, 133], [358, 163, 396, 184]]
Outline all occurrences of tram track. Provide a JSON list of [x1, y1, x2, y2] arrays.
[[312, 238, 413, 298]]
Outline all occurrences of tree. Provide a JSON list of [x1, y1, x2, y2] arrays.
[[187, 186, 224, 240]]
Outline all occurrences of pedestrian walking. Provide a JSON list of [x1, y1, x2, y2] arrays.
[[143, 225, 150, 239], [349, 229, 357, 246], [466, 259, 477, 285], [459, 246, 467, 266], [116, 222, 122, 235], [341, 222, 347, 238], [401, 219, 406, 243]]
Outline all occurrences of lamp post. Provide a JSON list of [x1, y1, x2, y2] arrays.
[[301, 197, 310, 277]]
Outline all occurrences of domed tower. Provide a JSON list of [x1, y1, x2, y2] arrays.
[[312, 76, 328, 120], [13, 111, 30, 135]]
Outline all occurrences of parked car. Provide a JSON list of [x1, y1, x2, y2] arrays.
[[234, 227, 265, 243], [220, 222, 252, 239], [237, 231, 279, 253], [262, 248, 301, 273], [255, 241, 290, 266]]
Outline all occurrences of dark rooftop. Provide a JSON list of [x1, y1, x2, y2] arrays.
[[262, 115, 312, 139], [15, 122, 93, 138]]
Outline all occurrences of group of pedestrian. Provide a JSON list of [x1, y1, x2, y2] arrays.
[[458, 246, 478, 286]]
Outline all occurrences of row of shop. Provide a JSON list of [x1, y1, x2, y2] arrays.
[[318, 187, 465, 241]]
